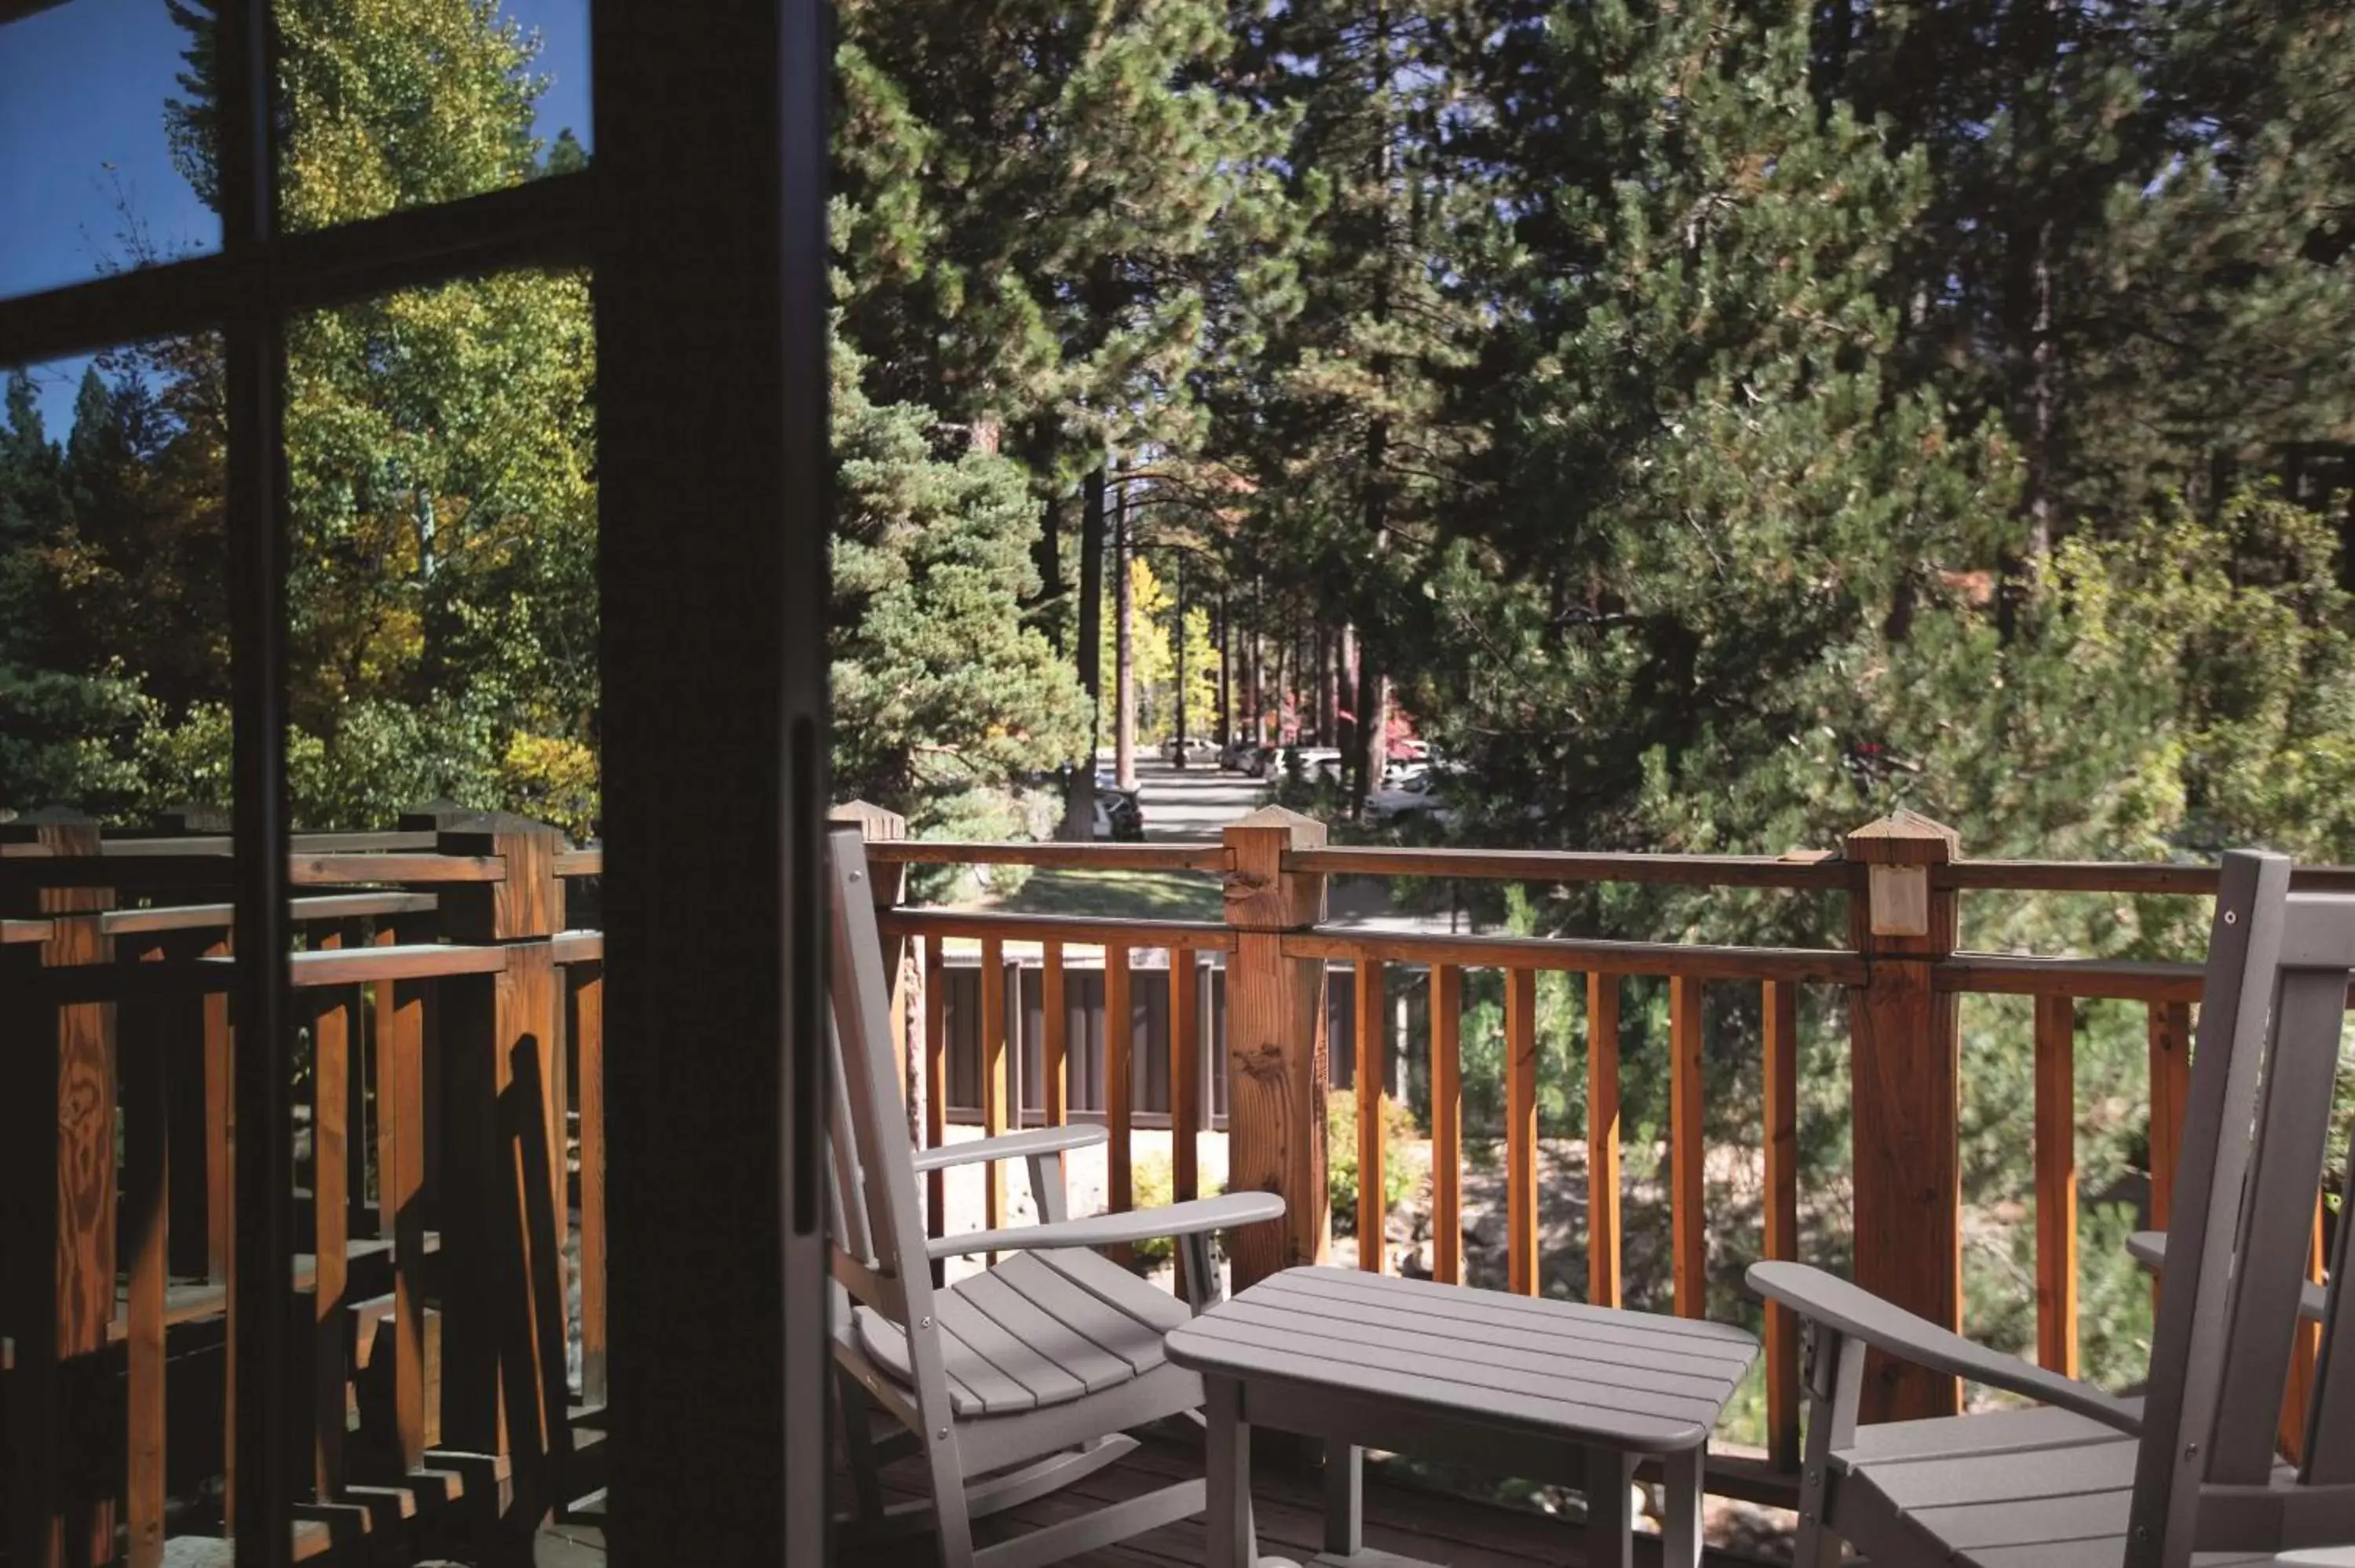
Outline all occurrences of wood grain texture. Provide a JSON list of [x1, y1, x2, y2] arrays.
[[924, 935, 948, 1271], [2, 813, 117, 1568], [123, 949, 169, 1568], [2147, 1000, 2193, 1231], [2280, 1194, 2328, 1464], [570, 960, 606, 1410], [881, 907, 1235, 950], [1286, 845, 1850, 889], [2034, 994, 2079, 1378], [1845, 813, 1964, 1423], [864, 839, 1228, 873], [384, 937, 431, 1469], [1761, 979, 1800, 1470], [1586, 973, 1622, 1311], [1356, 960, 1386, 1274], [1505, 968, 1539, 1296], [1285, 928, 1863, 986], [1432, 965, 1462, 1287], [310, 980, 352, 1496], [1172, 947, 1202, 1300], [434, 817, 563, 941], [1670, 976, 1706, 1320], [1221, 809, 1331, 1293], [980, 935, 1011, 1236], [1042, 942, 1068, 1126], [1172, 950, 1201, 1203]]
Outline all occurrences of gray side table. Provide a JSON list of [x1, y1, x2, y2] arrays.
[[1164, 1267, 1758, 1568]]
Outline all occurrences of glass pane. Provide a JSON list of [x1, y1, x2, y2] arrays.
[[0, 0, 224, 300], [0, 335, 236, 1555], [275, 0, 593, 234], [283, 265, 602, 1469]]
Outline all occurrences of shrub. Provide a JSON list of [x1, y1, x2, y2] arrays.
[[1128, 1150, 1221, 1265], [1327, 1089, 1427, 1237]]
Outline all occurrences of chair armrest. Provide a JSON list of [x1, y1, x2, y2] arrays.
[[928, 1192, 1286, 1261], [908, 1124, 1109, 1173], [1747, 1261, 2142, 1435], [2127, 1231, 2328, 1322]]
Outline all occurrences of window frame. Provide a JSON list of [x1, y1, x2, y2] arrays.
[[0, 2, 833, 1562]]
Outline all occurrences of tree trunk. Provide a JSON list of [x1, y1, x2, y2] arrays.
[[1061, 466, 1108, 840], [1113, 469, 1137, 791], [1173, 556, 1189, 769], [1034, 494, 1064, 634], [1353, 656, 1387, 818], [1335, 623, 1358, 773], [1216, 592, 1231, 751]]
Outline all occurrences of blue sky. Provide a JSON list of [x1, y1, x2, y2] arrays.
[[2, 0, 593, 436]]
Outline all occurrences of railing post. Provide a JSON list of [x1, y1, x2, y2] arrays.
[[831, 802, 915, 1138], [1221, 806, 1330, 1293], [432, 812, 568, 1527], [2, 808, 117, 1568], [1844, 811, 1962, 1421]]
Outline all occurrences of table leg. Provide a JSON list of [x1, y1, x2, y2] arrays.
[[1663, 1442, 1705, 1568], [1206, 1376, 1257, 1568], [1324, 1439, 1363, 1558], [1584, 1446, 1635, 1568]]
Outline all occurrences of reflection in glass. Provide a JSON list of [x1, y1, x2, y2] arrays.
[[1, 336, 229, 813], [0, 0, 223, 300], [286, 268, 598, 829], [223, 0, 590, 235], [0, 337, 235, 1557]]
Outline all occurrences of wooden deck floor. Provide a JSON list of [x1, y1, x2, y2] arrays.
[[535, 1436, 1777, 1566]]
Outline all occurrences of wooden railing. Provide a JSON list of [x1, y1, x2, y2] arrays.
[[846, 801, 2345, 1487], [0, 808, 605, 1568]]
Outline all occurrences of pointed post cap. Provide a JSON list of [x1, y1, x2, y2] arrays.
[[829, 800, 908, 841], [1844, 809, 1959, 865], [1228, 804, 1326, 841]]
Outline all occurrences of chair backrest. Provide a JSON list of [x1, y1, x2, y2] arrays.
[[2128, 851, 2355, 1566], [825, 825, 942, 1349]]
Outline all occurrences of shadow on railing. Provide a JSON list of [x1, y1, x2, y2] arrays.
[[0, 806, 604, 1567]]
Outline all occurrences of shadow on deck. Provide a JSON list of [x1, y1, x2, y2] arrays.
[[535, 1435, 1776, 1566]]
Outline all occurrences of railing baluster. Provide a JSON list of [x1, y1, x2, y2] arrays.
[[309, 975, 351, 1497], [1356, 957, 1386, 1273], [1670, 975, 1707, 1319], [2034, 994, 2079, 1377], [1106, 943, 1134, 1267], [2147, 999, 2193, 1233], [1762, 979, 1801, 1471], [923, 935, 948, 1280], [980, 934, 1010, 1236], [570, 957, 606, 1411], [2281, 1192, 2328, 1462], [1042, 941, 1068, 1126], [1171, 948, 1202, 1299], [1506, 967, 1539, 1295], [1587, 973, 1622, 1309], [124, 935, 170, 1568], [1432, 965, 1462, 1286]]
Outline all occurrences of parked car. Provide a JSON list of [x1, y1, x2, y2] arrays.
[[1218, 736, 1260, 771], [1159, 734, 1221, 763], [1365, 763, 1457, 826]]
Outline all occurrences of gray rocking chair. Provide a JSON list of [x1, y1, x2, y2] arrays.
[[1751, 850, 2355, 1567], [825, 825, 1287, 1568]]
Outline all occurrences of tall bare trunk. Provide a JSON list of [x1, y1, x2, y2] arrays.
[[1216, 591, 1231, 748], [1173, 556, 1189, 768], [1112, 470, 1137, 790], [1061, 465, 1108, 840]]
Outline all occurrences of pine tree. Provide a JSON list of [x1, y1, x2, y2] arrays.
[[1214, 0, 1489, 809], [830, 337, 1093, 837]]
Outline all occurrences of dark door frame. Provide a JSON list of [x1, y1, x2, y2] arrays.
[[0, 2, 834, 1562]]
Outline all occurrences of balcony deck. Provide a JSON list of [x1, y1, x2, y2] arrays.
[[535, 1435, 1772, 1566]]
